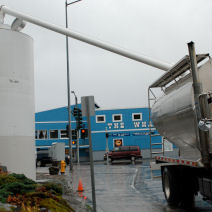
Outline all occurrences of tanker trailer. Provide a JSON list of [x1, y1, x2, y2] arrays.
[[150, 42, 212, 208]]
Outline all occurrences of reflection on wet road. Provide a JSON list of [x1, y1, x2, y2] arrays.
[[69, 160, 212, 212]]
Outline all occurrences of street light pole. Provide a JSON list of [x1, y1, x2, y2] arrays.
[[65, 0, 82, 170], [72, 91, 80, 164], [65, 0, 73, 171]]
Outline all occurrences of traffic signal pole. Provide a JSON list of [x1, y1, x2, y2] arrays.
[[65, 0, 73, 171], [73, 106, 83, 164], [73, 93, 80, 164]]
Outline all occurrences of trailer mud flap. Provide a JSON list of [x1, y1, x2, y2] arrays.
[[199, 177, 212, 200]]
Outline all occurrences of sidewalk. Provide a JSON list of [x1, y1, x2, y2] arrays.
[[36, 168, 91, 212]]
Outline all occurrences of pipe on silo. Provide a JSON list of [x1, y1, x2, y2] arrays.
[[1, 5, 172, 71]]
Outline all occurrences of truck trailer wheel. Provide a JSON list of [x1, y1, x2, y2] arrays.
[[162, 167, 181, 207]]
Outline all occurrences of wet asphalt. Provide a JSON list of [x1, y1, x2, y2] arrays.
[[37, 160, 212, 212]]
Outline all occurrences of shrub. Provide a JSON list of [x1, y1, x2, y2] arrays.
[[0, 189, 13, 203], [44, 183, 63, 195], [0, 175, 17, 187], [8, 174, 35, 185], [1, 182, 36, 195]]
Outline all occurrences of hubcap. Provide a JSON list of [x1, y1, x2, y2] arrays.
[[37, 161, 41, 167]]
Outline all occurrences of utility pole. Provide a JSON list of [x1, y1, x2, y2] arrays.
[[65, 0, 73, 170]]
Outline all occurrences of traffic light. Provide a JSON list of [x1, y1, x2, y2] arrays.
[[72, 140, 76, 145], [72, 107, 78, 117], [77, 109, 83, 129], [66, 126, 77, 140], [72, 108, 83, 130], [72, 129, 77, 140], [80, 129, 88, 139]]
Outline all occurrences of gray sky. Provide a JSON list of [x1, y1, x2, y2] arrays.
[[2, 0, 212, 112]]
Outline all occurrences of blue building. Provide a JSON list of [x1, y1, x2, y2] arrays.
[[35, 106, 162, 161]]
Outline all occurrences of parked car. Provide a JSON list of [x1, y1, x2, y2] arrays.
[[36, 149, 52, 167], [105, 146, 142, 163]]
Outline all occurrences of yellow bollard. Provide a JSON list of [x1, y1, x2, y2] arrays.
[[60, 160, 66, 175]]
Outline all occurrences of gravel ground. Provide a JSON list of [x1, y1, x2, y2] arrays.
[[36, 171, 91, 212]]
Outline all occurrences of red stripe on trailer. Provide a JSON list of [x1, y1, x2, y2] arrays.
[[155, 156, 199, 167], [192, 162, 197, 167]]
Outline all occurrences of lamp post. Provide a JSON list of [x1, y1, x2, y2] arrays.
[[105, 127, 109, 165], [65, 0, 82, 170], [71, 90, 80, 164]]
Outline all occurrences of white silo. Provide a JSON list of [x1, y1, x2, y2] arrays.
[[0, 24, 36, 180]]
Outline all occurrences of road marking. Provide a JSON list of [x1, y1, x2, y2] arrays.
[[130, 168, 140, 193]]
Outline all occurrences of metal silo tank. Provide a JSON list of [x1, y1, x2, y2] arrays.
[[0, 27, 36, 180]]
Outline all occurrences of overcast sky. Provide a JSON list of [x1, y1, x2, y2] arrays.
[[1, 0, 212, 112]]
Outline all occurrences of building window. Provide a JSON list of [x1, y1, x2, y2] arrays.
[[132, 113, 142, 121], [36, 130, 48, 139], [113, 138, 123, 147], [60, 130, 68, 139], [50, 130, 58, 139], [96, 115, 106, 123], [112, 114, 122, 122]]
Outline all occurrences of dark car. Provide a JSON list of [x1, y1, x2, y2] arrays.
[[105, 146, 142, 163], [36, 149, 52, 167]]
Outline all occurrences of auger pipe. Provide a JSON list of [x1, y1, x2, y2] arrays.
[[0, 5, 172, 71]]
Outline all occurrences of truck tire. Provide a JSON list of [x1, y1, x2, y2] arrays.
[[162, 167, 181, 206]]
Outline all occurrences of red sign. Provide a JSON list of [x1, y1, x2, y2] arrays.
[[114, 139, 123, 147]]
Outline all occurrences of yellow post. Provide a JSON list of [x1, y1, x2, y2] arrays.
[[60, 160, 66, 175]]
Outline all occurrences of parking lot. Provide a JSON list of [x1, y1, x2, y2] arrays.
[[37, 160, 212, 212]]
